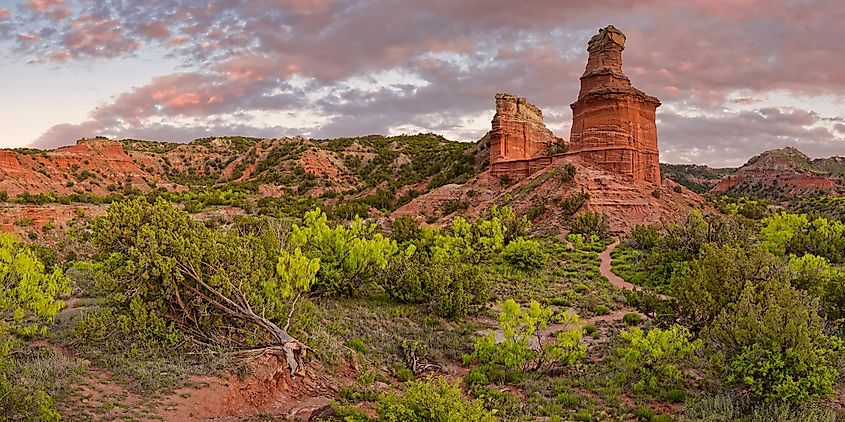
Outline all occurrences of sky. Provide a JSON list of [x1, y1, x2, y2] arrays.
[[0, 0, 843, 167]]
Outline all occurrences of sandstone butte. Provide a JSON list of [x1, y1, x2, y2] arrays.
[[489, 25, 661, 183], [396, 25, 705, 232]]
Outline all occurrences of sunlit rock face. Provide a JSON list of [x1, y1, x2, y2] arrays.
[[569, 25, 662, 183], [489, 93, 557, 163]]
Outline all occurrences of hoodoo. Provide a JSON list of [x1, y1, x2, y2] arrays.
[[488, 25, 662, 184], [568, 25, 661, 183]]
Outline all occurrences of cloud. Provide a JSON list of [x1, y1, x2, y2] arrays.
[[8, 0, 845, 166], [23, 0, 70, 21], [660, 107, 845, 166]]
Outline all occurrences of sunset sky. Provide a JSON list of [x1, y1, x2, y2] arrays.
[[1, 0, 843, 166]]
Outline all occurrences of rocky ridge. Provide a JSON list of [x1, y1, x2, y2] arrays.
[[711, 146, 845, 201]]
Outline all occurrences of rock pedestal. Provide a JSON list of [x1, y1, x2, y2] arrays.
[[489, 93, 556, 163], [568, 25, 661, 183]]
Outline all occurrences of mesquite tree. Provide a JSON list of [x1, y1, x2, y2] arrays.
[[93, 199, 319, 376], [0, 233, 69, 419]]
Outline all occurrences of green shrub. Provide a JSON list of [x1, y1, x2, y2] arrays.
[[441, 199, 469, 215], [613, 325, 701, 393], [634, 407, 654, 421], [377, 377, 495, 421], [628, 224, 660, 249], [347, 338, 369, 355], [559, 192, 590, 220], [291, 208, 399, 297], [381, 252, 488, 319], [394, 366, 414, 382], [465, 368, 489, 387], [572, 410, 592, 421], [593, 305, 610, 315], [502, 237, 546, 271], [570, 211, 609, 239], [583, 324, 597, 336], [566, 233, 584, 250], [674, 243, 781, 330], [466, 299, 585, 373], [706, 278, 842, 404], [390, 215, 422, 243], [623, 312, 642, 325], [91, 199, 320, 375], [0, 234, 69, 420], [663, 389, 686, 403]]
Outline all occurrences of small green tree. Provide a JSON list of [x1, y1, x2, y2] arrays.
[[673, 243, 783, 330], [706, 279, 842, 404], [760, 212, 809, 257], [570, 211, 609, 239], [613, 325, 701, 393], [501, 237, 545, 271], [787, 253, 845, 319], [381, 251, 488, 319], [291, 208, 399, 297], [390, 215, 422, 244], [466, 299, 585, 374], [93, 199, 319, 376], [0, 233, 69, 420], [433, 216, 504, 264], [489, 205, 531, 244]]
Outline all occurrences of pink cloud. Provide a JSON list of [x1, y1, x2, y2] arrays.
[[136, 21, 171, 40], [25, 0, 70, 21], [25, 0, 64, 12], [17, 33, 39, 42], [60, 16, 140, 59], [0, 8, 10, 19]]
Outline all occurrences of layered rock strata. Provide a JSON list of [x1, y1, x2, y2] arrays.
[[489, 93, 557, 163], [568, 25, 661, 183]]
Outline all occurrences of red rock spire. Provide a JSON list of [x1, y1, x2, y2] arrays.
[[569, 25, 662, 183]]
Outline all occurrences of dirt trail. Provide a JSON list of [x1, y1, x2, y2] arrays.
[[599, 240, 669, 300], [599, 240, 639, 291], [524, 240, 642, 347]]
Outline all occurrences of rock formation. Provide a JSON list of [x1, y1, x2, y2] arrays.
[[568, 25, 661, 183], [487, 25, 662, 184], [489, 93, 557, 163], [711, 147, 844, 200]]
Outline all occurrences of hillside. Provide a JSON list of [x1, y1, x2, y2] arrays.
[[711, 147, 845, 202], [660, 163, 735, 193], [0, 134, 480, 198], [0, 134, 485, 234], [395, 157, 707, 234]]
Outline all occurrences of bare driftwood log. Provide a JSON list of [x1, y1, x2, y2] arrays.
[[176, 261, 307, 376]]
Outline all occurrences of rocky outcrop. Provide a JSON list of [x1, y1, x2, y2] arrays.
[[489, 93, 557, 163], [487, 26, 662, 185], [394, 157, 706, 234], [0, 140, 170, 197], [569, 25, 661, 183], [711, 147, 845, 201]]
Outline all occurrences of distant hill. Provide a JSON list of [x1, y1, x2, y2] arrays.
[[661, 164, 735, 193], [711, 147, 845, 202], [0, 134, 483, 203]]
